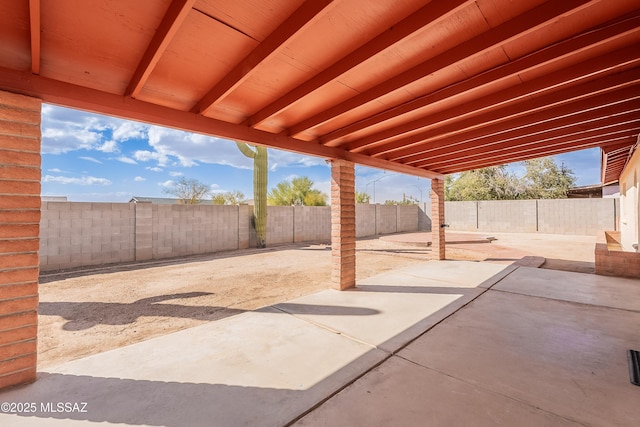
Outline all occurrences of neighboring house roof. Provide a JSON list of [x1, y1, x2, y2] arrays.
[[129, 197, 210, 205], [567, 184, 603, 199]]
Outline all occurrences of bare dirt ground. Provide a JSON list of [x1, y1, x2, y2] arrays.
[[37, 232, 596, 368]]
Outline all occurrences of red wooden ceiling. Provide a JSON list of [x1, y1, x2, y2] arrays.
[[0, 0, 639, 181]]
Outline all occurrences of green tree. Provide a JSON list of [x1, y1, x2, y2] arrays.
[[162, 177, 210, 204], [236, 142, 268, 248], [355, 191, 371, 204], [445, 157, 577, 201], [384, 194, 418, 205], [445, 166, 523, 201], [268, 176, 327, 206], [522, 157, 576, 199], [212, 190, 245, 205]]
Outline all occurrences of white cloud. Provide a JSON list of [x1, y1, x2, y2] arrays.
[[41, 104, 331, 170], [112, 121, 146, 141], [41, 104, 148, 155], [116, 156, 137, 165], [42, 175, 112, 186], [146, 166, 163, 172], [169, 171, 183, 177], [134, 176, 146, 182], [134, 150, 169, 166], [97, 140, 119, 153], [158, 180, 174, 188], [144, 126, 325, 171], [47, 168, 63, 173], [79, 156, 102, 164]]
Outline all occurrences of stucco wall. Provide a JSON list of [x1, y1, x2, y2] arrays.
[[619, 148, 640, 252]]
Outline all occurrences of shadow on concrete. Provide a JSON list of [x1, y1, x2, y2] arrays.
[[3, 371, 355, 427], [275, 303, 379, 316], [38, 292, 242, 331], [39, 293, 380, 331]]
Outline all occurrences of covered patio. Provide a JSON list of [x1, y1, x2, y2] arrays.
[[1, 0, 639, 409], [1, 260, 639, 425]]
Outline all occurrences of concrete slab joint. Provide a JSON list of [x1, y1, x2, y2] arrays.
[[330, 159, 356, 290], [0, 90, 42, 390]]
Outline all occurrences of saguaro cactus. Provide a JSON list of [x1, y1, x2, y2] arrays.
[[236, 142, 268, 248]]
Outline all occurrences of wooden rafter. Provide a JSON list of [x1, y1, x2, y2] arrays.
[[365, 69, 640, 160], [399, 101, 640, 165], [126, 0, 197, 98], [192, 0, 336, 115], [422, 123, 638, 169], [28, 0, 40, 75], [286, 0, 596, 138], [245, 0, 474, 127], [319, 13, 640, 146], [439, 135, 636, 174], [347, 45, 640, 153]]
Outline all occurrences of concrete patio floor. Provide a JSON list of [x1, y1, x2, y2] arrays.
[[1, 260, 639, 426]]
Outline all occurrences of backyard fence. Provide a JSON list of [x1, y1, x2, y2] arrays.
[[443, 198, 618, 235], [39, 202, 421, 271], [39, 198, 617, 272]]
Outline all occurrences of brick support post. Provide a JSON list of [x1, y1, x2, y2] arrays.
[[331, 159, 356, 290], [0, 90, 41, 389], [431, 178, 446, 260]]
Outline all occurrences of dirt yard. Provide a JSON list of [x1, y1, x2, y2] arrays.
[[37, 232, 595, 368]]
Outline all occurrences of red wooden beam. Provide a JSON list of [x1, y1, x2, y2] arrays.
[[365, 70, 640, 161], [436, 135, 635, 174], [0, 66, 441, 179], [319, 14, 640, 146], [396, 98, 640, 164], [28, 0, 40, 75], [349, 45, 640, 153], [126, 0, 197, 98], [244, 0, 474, 127], [192, 0, 336, 115], [285, 0, 596, 137], [420, 122, 638, 169]]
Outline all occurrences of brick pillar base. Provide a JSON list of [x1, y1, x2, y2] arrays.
[[0, 90, 41, 389], [331, 160, 356, 290], [431, 178, 446, 260]]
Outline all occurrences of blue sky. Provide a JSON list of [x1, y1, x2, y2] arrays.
[[41, 104, 602, 203]]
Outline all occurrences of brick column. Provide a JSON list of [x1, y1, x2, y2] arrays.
[[0, 90, 41, 389], [331, 159, 356, 290], [431, 178, 446, 260]]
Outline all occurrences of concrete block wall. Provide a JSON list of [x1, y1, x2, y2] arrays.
[[396, 204, 419, 232], [538, 199, 617, 235], [376, 205, 397, 235], [446, 198, 618, 235], [478, 200, 537, 232], [293, 205, 330, 243], [418, 202, 432, 231], [266, 206, 294, 245], [356, 204, 376, 237], [39, 202, 135, 271], [444, 201, 477, 230], [151, 204, 240, 258]]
